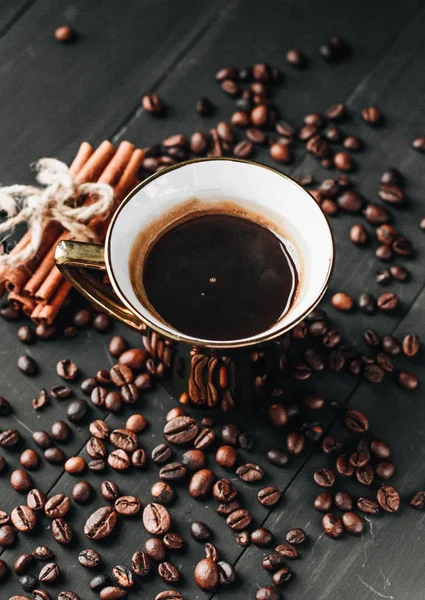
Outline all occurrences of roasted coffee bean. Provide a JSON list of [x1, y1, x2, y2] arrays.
[[215, 445, 237, 469], [84, 506, 117, 540], [220, 423, 240, 446], [100, 480, 119, 502], [155, 592, 183, 600], [256, 585, 280, 600], [217, 500, 241, 517], [344, 409, 368, 433], [375, 461, 395, 480], [159, 462, 187, 482], [191, 521, 212, 542], [0, 510, 9, 525], [341, 512, 364, 535], [376, 267, 392, 285], [212, 479, 237, 504], [336, 454, 354, 477], [131, 550, 151, 576], [262, 553, 286, 572], [331, 492, 352, 513], [110, 364, 133, 387], [51, 518, 73, 544], [143, 503, 171, 535], [361, 106, 381, 124], [194, 557, 218, 591], [376, 244, 393, 261], [32, 546, 54, 560], [99, 587, 127, 600], [270, 142, 291, 163], [226, 508, 252, 531], [258, 486, 281, 507], [286, 528, 306, 544], [377, 485, 400, 512], [32, 389, 49, 411], [322, 513, 343, 538], [349, 451, 369, 469], [125, 414, 147, 433], [377, 292, 399, 311], [67, 399, 89, 423], [216, 560, 235, 585], [331, 292, 353, 311], [163, 416, 198, 444], [267, 448, 290, 467], [110, 429, 138, 453], [234, 530, 250, 547], [334, 151, 353, 171], [364, 364, 385, 384], [151, 481, 175, 505], [402, 334, 420, 357], [14, 553, 34, 574], [87, 437, 107, 460], [314, 492, 333, 512], [370, 440, 391, 459], [272, 566, 293, 586], [0, 428, 21, 447], [65, 456, 86, 474], [78, 548, 101, 569], [382, 335, 401, 356], [158, 561, 179, 583], [45, 494, 70, 519], [32, 590, 51, 600], [131, 448, 146, 468], [350, 224, 368, 245], [39, 562, 60, 583], [390, 264, 409, 281], [358, 292, 376, 315], [93, 313, 111, 332], [142, 94, 163, 114], [0, 524, 15, 546], [398, 371, 419, 390], [19, 573, 37, 591], [108, 449, 130, 470], [189, 469, 216, 499], [151, 443, 172, 464], [285, 432, 305, 455], [112, 564, 134, 588], [108, 335, 128, 357], [274, 543, 298, 561], [364, 203, 391, 225], [356, 464, 374, 486], [58, 593, 80, 600], [57, 359, 78, 380], [11, 505, 36, 532], [410, 491, 425, 510], [115, 495, 141, 516], [18, 354, 38, 375], [251, 527, 273, 546], [236, 463, 264, 482], [194, 427, 215, 450], [89, 573, 111, 591], [90, 386, 107, 407], [11, 469, 33, 492], [267, 403, 288, 427], [145, 537, 166, 561], [357, 497, 380, 515], [163, 532, 183, 551], [51, 420, 70, 443], [313, 468, 335, 488]]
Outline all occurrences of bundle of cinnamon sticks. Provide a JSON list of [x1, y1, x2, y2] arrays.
[[0, 140, 145, 324]]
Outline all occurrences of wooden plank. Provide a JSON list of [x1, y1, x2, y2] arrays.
[[226, 6, 425, 599], [1, 1, 425, 599], [0, 0, 36, 34], [0, 0, 226, 183]]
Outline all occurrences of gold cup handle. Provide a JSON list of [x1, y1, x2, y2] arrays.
[[55, 240, 146, 331]]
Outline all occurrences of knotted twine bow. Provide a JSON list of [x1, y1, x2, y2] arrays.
[[0, 158, 114, 267]]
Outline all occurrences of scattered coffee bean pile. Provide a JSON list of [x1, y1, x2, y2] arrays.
[[0, 38, 424, 600]]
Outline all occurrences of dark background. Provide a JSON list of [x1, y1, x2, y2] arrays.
[[1, 1, 425, 598]]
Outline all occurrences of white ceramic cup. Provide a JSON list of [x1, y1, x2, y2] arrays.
[[55, 157, 334, 349]]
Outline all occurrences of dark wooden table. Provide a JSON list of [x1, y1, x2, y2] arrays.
[[1, 1, 425, 598]]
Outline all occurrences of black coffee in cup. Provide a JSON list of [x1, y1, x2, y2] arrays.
[[132, 209, 299, 341]]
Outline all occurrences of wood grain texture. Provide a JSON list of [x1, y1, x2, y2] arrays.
[[1, 0, 425, 598], [0, 0, 226, 183]]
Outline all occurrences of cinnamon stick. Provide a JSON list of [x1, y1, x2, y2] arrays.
[[74, 141, 115, 183], [34, 280, 73, 324], [8, 291, 36, 317], [5, 222, 62, 293], [31, 145, 144, 323], [23, 232, 70, 297], [0, 141, 95, 293], [69, 142, 94, 176], [34, 141, 136, 304]]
